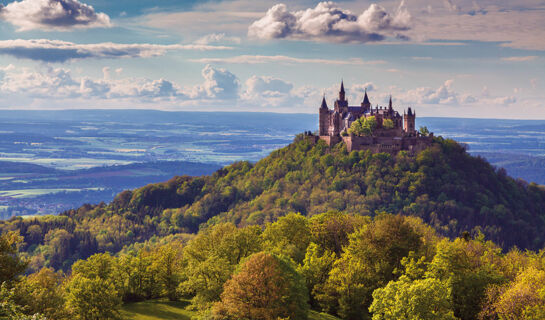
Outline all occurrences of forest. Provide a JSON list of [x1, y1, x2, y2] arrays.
[[2, 134, 545, 319], [2, 212, 545, 319]]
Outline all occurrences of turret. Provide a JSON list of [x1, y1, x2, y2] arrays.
[[319, 95, 330, 136], [320, 95, 328, 110], [404, 107, 416, 134], [361, 88, 371, 112], [334, 80, 348, 111]]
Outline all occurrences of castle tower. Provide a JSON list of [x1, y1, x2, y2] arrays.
[[319, 95, 330, 136], [404, 107, 416, 134], [334, 80, 348, 112], [339, 80, 345, 101], [388, 95, 393, 114], [361, 88, 371, 113]]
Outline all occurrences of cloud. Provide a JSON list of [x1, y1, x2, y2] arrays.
[[189, 55, 385, 65], [241, 75, 302, 107], [0, 0, 111, 31], [191, 64, 240, 100], [194, 33, 242, 45], [407, 3, 545, 50], [248, 1, 411, 43], [501, 56, 538, 62], [401, 79, 463, 104], [0, 64, 245, 104], [0, 39, 232, 63]]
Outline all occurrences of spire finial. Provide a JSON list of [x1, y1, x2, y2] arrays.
[[389, 95, 393, 110]]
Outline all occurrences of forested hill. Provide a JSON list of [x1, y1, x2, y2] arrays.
[[2, 134, 545, 271]]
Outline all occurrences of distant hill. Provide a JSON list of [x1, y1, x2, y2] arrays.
[[2, 134, 545, 271]]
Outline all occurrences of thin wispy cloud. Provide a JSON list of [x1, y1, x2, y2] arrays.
[[189, 55, 386, 65], [501, 56, 538, 62], [0, 0, 111, 31], [0, 39, 233, 63]]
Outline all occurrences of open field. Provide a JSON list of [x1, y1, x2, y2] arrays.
[[120, 299, 340, 320]]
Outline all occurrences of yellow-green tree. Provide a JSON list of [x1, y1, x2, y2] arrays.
[[180, 223, 262, 309], [0, 231, 28, 284], [370, 276, 457, 320], [262, 213, 312, 264], [65, 274, 121, 320], [150, 243, 183, 301], [349, 116, 378, 136], [13, 268, 67, 319], [383, 119, 395, 130], [318, 215, 423, 319]]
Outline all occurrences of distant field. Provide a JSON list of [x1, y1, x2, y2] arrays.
[[0, 187, 103, 198], [120, 299, 340, 320]]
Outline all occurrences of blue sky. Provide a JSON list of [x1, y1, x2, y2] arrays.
[[0, 0, 543, 118]]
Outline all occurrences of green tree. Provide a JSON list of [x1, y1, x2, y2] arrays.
[[298, 242, 337, 307], [426, 238, 504, 320], [349, 116, 378, 136], [213, 252, 309, 320], [309, 211, 369, 257], [180, 223, 262, 309], [0, 231, 27, 285], [419, 126, 429, 136], [383, 119, 394, 130], [262, 213, 312, 264], [13, 268, 67, 319], [65, 274, 121, 320], [318, 215, 423, 319], [370, 276, 457, 320], [150, 243, 183, 301]]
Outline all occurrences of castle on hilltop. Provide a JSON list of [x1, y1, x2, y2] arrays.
[[318, 81, 433, 153]]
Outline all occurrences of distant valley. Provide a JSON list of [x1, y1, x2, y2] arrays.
[[0, 110, 544, 218]]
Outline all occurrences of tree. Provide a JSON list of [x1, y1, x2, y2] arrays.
[[426, 239, 504, 320], [298, 242, 336, 307], [0, 231, 27, 284], [481, 267, 545, 319], [150, 243, 183, 301], [383, 119, 395, 130], [13, 268, 67, 319], [309, 211, 369, 257], [349, 116, 378, 136], [213, 252, 309, 320], [180, 223, 262, 309], [370, 276, 457, 320], [318, 215, 423, 319], [262, 213, 312, 264], [65, 274, 122, 320], [419, 126, 429, 136]]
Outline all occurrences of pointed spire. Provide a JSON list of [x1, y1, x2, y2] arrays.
[[363, 88, 370, 104], [340, 79, 345, 94], [320, 94, 328, 109], [389, 95, 392, 108]]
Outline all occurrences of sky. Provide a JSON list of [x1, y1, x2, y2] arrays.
[[0, 0, 543, 118]]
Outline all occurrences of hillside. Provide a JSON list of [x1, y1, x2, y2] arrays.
[[2, 134, 545, 271]]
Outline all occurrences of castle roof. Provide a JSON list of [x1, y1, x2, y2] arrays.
[[363, 89, 370, 104], [320, 96, 328, 109]]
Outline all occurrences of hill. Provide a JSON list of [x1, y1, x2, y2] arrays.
[[2, 134, 545, 271]]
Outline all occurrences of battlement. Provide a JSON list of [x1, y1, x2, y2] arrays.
[[318, 81, 433, 153]]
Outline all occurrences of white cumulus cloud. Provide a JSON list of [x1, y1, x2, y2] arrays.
[[248, 1, 411, 43], [0, 0, 111, 31]]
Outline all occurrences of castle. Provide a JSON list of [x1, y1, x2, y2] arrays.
[[318, 81, 433, 153]]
